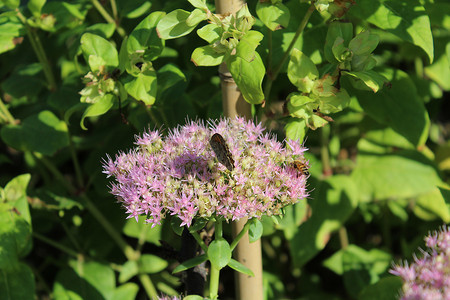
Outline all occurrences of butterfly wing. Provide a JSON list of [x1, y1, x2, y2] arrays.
[[210, 133, 234, 171]]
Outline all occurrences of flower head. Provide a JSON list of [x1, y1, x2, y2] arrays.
[[103, 117, 309, 227], [390, 226, 450, 299]]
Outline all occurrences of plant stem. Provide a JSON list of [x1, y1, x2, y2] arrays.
[[266, 29, 273, 75], [91, 0, 126, 38], [16, 10, 57, 91], [415, 56, 424, 78], [215, 219, 223, 239], [33, 232, 80, 258], [338, 226, 349, 249], [208, 219, 224, 300], [36, 154, 76, 194], [191, 230, 208, 253], [148, 107, 163, 128], [109, 0, 118, 20], [263, 3, 315, 101], [230, 221, 250, 251], [67, 130, 84, 188], [0, 98, 16, 124], [138, 273, 158, 299], [320, 125, 332, 176], [81, 195, 137, 259], [209, 265, 220, 300]]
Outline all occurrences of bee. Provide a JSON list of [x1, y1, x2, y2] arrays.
[[291, 160, 310, 176], [210, 133, 235, 171]]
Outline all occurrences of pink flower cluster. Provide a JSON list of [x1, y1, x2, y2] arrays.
[[390, 226, 450, 300], [103, 117, 309, 227]]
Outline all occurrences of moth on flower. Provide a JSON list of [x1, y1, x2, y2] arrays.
[[209, 133, 235, 171]]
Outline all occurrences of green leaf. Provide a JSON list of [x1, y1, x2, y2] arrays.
[[54, 261, 115, 300], [188, 0, 207, 10], [290, 176, 358, 267], [287, 94, 316, 118], [191, 45, 224, 66], [123, 70, 157, 106], [1, 111, 69, 155], [324, 22, 353, 64], [111, 283, 139, 300], [277, 200, 309, 240], [119, 261, 138, 283], [227, 51, 265, 104], [228, 258, 254, 277], [342, 70, 387, 92], [323, 244, 391, 275], [118, 36, 129, 73], [188, 218, 208, 232], [349, 0, 434, 63], [186, 9, 207, 27], [256, 1, 290, 31], [207, 238, 231, 269], [235, 30, 264, 63], [2, 0, 20, 9], [248, 218, 263, 243], [80, 33, 119, 72], [86, 23, 115, 38], [170, 217, 184, 236], [351, 68, 430, 147], [197, 23, 222, 43], [157, 64, 186, 95], [184, 296, 204, 300], [348, 30, 379, 56], [288, 49, 319, 93], [139, 254, 168, 274], [157, 9, 203, 40], [359, 276, 403, 300], [122, 0, 151, 19], [127, 11, 165, 61], [80, 94, 115, 130], [123, 215, 162, 244], [363, 119, 415, 150], [318, 88, 351, 113], [331, 36, 349, 63], [351, 151, 442, 202], [0, 207, 32, 266], [0, 18, 24, 54], [323, 245, 392, 298], [173, 254, 208, 273], [0, 263, 35, 299], [4, 174, 31, 224], [28, 0, 46, 17], [285, 119, 307, 143], [424, 40, 450, 91], [413, 187, 450, 222], [1, 63, 44, 99]]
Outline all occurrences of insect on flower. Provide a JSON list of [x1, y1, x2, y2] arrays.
[[210, 133, 235, 171], [291, 160, 309, 176]]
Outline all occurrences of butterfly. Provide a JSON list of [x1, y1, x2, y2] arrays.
[[210, 133, 235, 171], [291, 160, 309, 176]]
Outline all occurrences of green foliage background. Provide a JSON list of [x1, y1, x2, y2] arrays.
[[0, 0, 449, 299]]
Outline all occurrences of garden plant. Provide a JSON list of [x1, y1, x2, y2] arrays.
[[0, 0, 449, 299]]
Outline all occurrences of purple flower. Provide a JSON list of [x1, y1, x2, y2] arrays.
[[103, 117, 309, 227], [390, 226, 450, 299], [157, 295, 182, 300]]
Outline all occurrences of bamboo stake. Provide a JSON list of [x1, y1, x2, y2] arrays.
[[215, 1, 263, 299]]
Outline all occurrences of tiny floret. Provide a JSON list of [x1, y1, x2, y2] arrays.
[[103, 117, 309, 227]]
